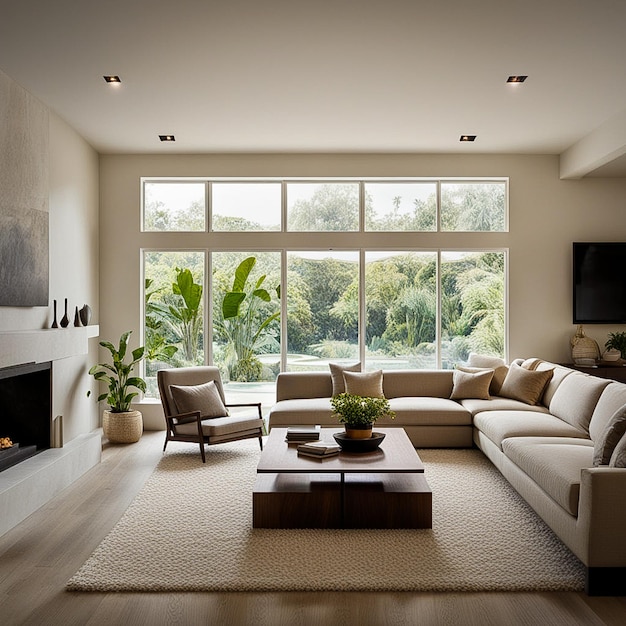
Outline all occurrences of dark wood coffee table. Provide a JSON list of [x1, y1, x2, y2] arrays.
[[253, 427, 432, 529]]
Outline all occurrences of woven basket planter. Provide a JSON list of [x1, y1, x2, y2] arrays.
[[103, 410, 143, 444]]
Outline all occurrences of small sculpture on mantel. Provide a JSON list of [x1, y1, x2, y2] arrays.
[[79, 304, 92, 326]]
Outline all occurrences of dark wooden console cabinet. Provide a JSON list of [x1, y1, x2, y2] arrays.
[[562, 361, 626, 384]]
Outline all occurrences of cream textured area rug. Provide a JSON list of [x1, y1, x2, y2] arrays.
[[67, 441, 585, 592]]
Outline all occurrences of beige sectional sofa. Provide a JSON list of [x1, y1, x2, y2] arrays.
[[268, 359, 626, 595]]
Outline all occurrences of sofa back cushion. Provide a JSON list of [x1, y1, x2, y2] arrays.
[[381, 370, 454, 399], [588, 381, 626, 442], [536, 363, 573, 407], [275, 372, 333, 401], [548, 372, 610, 434]]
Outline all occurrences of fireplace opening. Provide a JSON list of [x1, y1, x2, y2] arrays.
[[0, 361, 52, 472]]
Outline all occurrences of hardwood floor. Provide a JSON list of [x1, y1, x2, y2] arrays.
[[1, 431, 625, 626]]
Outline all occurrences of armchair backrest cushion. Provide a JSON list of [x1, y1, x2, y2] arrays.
[[157, 366, 226, 418]]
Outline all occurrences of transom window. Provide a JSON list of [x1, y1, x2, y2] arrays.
[[142, 178, 507, 233]]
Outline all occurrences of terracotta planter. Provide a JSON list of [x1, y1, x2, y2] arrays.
[[344, 423, 373, 439], [103, 409, 143, 443]]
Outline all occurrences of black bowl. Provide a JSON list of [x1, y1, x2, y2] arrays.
[[333, 431, 386, 453]]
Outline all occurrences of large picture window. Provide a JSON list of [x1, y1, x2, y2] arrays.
[[140, 176, 508, 398]]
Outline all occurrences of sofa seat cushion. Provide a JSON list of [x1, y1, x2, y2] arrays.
[[502, 437, 594, 516], [269, 398, 333, 426], [460, 397, 550, 417], [473, 410, 589, 449], [385, 397, 472, 426]]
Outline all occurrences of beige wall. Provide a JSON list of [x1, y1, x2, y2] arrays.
[[49, 113, 101, 439], [99, 153, 626, 371], [0, 66, 100, 441]]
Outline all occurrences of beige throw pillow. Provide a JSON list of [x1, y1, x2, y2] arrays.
[[498, 362, 553, 406], [170, 380, 228, 418], [593, 404, 626, 466], [609, 432, 626, 468], [343, 370, 384, 398], [467, 353, 508, 394], [451, 368, 494, 400], [329, 362, 361, 396]]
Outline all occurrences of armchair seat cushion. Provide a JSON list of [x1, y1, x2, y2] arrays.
[[175, 415, 264, 438]]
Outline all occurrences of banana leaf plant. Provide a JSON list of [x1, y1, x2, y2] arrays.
[[218, 256, 280, 381], [88, 330, 146, 412], [149, 267, 203, 364]]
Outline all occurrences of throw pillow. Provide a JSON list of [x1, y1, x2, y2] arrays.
[[343, 370, 384, 398], [456, 364, 506, 396], [521, 358, 544, 371], [593, 404, 626, 466], [498, 362, 553, 405], [609, 432, 626, 468], [467, 353, 508, 394], [450, 368, 494, 400], [329, 362, 361, 396], [169, 380, 228, 418]]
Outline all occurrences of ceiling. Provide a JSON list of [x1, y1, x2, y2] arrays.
[[2, 0, 626, 177]]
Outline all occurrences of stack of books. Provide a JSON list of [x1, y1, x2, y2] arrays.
[[285, 425, 321, 442], [297, 440, 341, 459]]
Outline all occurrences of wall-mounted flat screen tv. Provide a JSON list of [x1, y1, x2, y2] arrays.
[[573, 242, 626, 324]]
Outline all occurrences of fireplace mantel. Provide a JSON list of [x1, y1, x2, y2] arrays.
[[0, 326, 99, 370]]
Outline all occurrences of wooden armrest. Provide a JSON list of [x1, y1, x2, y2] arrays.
[[167, 410, 201, 425], [225, 402, 262, 408], [225, 402, 263, 418]]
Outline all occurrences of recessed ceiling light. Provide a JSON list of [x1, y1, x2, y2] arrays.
[[103, 75, 121, 84], [460, 135, 476, 142], [159, 135, 176, 142], [506, 75, 527, 83]]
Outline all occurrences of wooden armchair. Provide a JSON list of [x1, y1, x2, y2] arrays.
[[157, 366, 264, 463]]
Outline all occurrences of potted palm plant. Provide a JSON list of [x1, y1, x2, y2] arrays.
[[330, 393, 395, 439], [88, 330, 146, 443]]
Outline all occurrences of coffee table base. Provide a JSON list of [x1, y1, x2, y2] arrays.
[[253, 472, 432, 529]]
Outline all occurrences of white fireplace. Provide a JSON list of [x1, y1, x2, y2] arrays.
[[0, 326, 101, 536]]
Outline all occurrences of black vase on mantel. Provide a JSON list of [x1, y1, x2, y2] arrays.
[[60, 298, 70, 328], [73, 306, 81, 327], [51, 299, 58, 328]]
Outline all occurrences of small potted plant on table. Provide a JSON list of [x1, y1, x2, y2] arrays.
[[330, 393, 395, 439], [88, 330, 146, 444], [605, 332, 626, 360]]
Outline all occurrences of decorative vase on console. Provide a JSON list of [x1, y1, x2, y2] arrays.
[[571, 325, 600, 365]]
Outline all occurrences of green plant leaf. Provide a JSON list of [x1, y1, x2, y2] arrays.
[[232, 257, 256, 292], [222, 291, 246, 319], [252, 288, 271, 302]]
